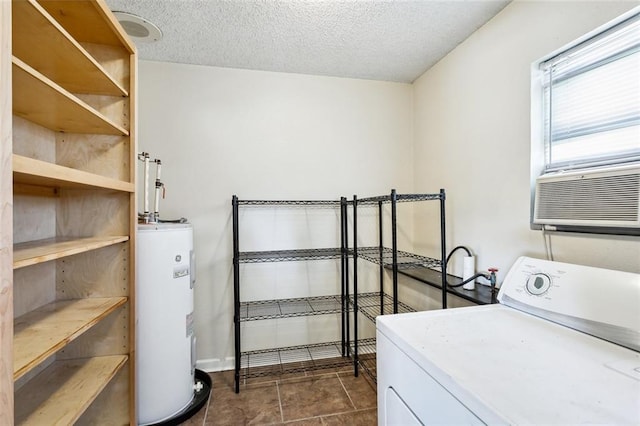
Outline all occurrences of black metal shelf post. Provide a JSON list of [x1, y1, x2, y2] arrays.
[[232, 196, 350, 392], [391, 189, 399, 314], [340, 197, 350, 357], [439, 188, 447, 309], [232, 195, 241, 393], [352, 195, 359, 376], [378, 200, 384, 317]]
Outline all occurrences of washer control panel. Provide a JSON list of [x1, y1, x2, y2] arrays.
[[497, 256, 640, 344]]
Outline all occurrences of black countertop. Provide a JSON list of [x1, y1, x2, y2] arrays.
[[395, 266, 495, 305]]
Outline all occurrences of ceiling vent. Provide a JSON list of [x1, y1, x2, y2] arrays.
[[113, 11, 162, 43], [533, 164, 640, 232]]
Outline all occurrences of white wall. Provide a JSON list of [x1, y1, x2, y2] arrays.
[[137, 61, 413, 369], [413, 0, 640, 281], [138, 0, 640, 371]]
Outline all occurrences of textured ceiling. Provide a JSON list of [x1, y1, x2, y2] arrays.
[[105, 0, 510, 83]]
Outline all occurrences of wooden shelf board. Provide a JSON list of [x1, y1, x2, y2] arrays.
[[13, 297, 127, 380], [12, 0, 127, 96], [37, 0, 136, 53], [13, 183, 59, 197], [13, 154, 134, 192], [15, 355, 127, 426], [14, 236, 129, 269], [12, 57, 128, 136]]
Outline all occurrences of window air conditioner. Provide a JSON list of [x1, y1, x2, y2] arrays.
[[533, 163, 640, 232]]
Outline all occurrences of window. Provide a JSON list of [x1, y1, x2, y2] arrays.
[[538, 9, 640, 172], [530, 7, 640, 235]]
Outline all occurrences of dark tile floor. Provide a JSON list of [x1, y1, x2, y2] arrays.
[[182, 367, 377, 425]]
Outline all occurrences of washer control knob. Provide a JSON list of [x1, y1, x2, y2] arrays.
[[526, 273, 551, 295]]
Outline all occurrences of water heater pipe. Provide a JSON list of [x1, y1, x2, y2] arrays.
[[138, 152, 151, 223], [152, 159, 164, 222]]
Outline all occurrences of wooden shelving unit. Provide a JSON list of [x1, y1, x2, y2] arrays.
[[1, 0, 137, 423]]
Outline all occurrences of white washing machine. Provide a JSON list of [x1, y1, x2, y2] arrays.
[[377, 256, 640, 425]]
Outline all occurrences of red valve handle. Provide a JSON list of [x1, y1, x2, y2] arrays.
[[488, 267, 499, 273]]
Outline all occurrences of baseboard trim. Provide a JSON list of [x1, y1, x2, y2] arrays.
[[196, 357, 234, 372]]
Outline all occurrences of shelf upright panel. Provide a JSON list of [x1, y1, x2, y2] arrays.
[[0, 0, 11, 419]]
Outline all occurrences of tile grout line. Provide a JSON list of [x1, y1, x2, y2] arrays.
[[337, 372, 358, 411], [200, 386, 213, 426], [284, 407, 376, 424], [276, 379, 284, 424], [279, 371, 347, 425]]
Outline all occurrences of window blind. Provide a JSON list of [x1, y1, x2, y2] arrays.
[[541, 12, 640, 172]]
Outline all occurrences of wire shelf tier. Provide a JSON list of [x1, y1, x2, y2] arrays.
[[237, 199, 342, 207], [238, 247, 343, 263], [351, 292, 416, 323], [350, 338, 377, 383], [356, 193, 443, 204], [239, 341, 352, 379], [355, 246, 441, 270], [240, 294, 345, 321]]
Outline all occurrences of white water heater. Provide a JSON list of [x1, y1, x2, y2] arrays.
[[137, 223, 195, 425]]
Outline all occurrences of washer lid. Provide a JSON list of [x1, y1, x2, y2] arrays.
[[376, 305, 640, 425]]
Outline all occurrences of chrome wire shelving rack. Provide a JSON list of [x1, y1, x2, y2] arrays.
[[232, 190, 450, 390], [232, 196, 351, 393], [349, 189, 447, 383]]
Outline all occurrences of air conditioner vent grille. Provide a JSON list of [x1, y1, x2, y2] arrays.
[[535, 173, 640, 223]]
